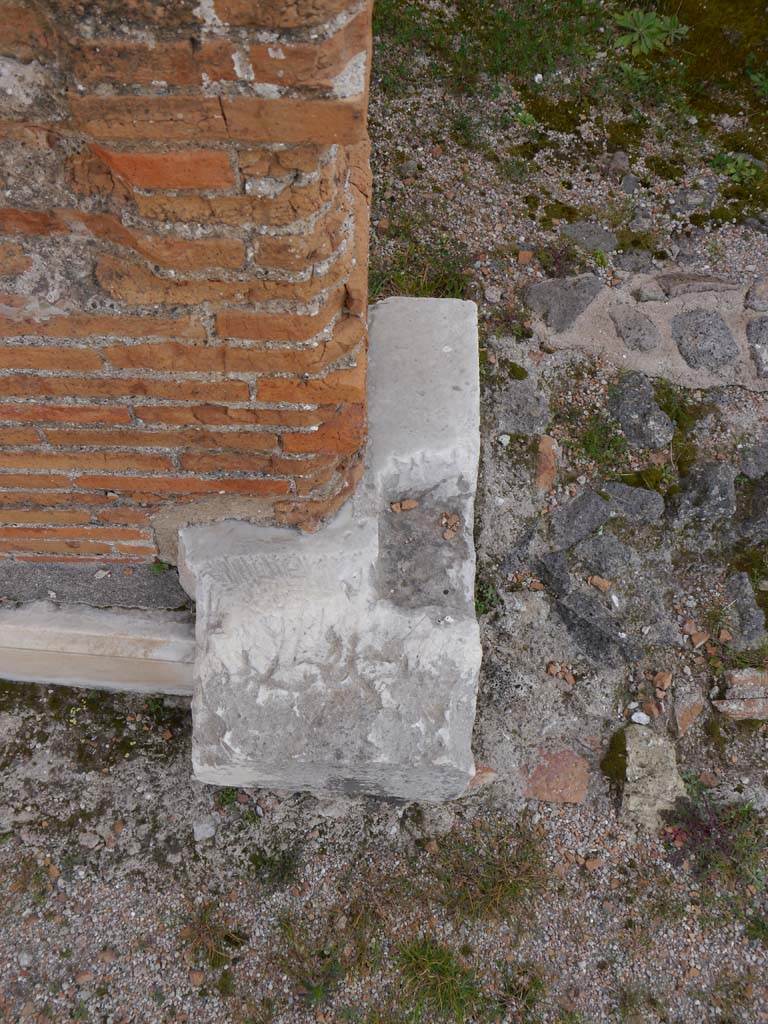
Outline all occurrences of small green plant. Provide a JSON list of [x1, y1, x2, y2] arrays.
[[250, 846, 300, 888], [496, 961, 547, 1021], [614, 10, 688, 56], [578, 412, 628, 468], [180, 902, 248, 969], [150, 559, 171, 574], [278, 917, 344, 1006], [399, 938, 485, 1022], [451, 110, 480, 149], [218, 786, 238, 807], [745, 913, 768, 945], [664, 797, 766, 894], [216, 969, 235, 997], [712, 152, 763, 185], [475, 573, 500, 616], [515, 109, 537, 128], [747, 66, 768, 101]]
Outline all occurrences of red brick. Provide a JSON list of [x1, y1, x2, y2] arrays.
[[0, 404, 131, 425], [0, 452, 173, 473], [0, 509, 93, 525], [135, 155, 344, 226], [0, 490, 115, 507], [0, 539, 117, 556], [216, 288, 344, 342], [257, 350, 365, 404], [275, 458, 364, 529], [282, 402, 364, 454], [213, 0, 352, 28], [0, 473, 70, 490], [226, 316, 363, 374], [0, 426, 38, 444], [221, 96, 366, 144], [0, 345, 102, 371], [0, 207, 246, 272], [133, 405, 323, 428], [95, 251, 350, 306], [254, 203, 349, 272], [0, 376, 249, 403], [92, 146, 235, 190], [76, 474, 291, 497], [179, 452, 271, 474], [46, 427, 277, 452], [239, 145, 327, 177], [108, 316, 362, 375], [96, 508, 152, 525], [249, 11, 370, 90], [0, 3, 52, 61], [70, 95, 229, 142], [0, 240, 31, 276], [71, 38, 238, 87], [0, 311, 205, 340]]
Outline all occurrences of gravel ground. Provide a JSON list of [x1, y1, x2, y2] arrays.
[[2, 3, 768, 1022]]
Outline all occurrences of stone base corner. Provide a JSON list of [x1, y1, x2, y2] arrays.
[[179, 298, 482, 803]]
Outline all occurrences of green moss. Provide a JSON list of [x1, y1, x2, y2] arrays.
[[601, 728, 628, 786], [646, 154, 686, 180], [653, 379, 709, 476], [615, 228, 657, 252], [705, 715, 728, 758], [540, 200, 580, 229], [523, 91, 587, 133], [500, 360, 529, 381], [606, 117, 647, 152]]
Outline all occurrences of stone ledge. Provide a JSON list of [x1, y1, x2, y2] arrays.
[[0, 601, 195, 695], [179, 297, 482, 802]]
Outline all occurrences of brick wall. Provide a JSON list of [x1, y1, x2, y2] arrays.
[[0, 0, 372, 562]]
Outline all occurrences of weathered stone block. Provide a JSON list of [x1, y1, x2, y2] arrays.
[[179, 299, 482, 802]]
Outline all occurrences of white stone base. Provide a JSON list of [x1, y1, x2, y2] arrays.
[[179, 298, 482, 802]]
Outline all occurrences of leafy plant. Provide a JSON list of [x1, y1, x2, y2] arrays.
[[747, 67, 768, 101], [711, 152, 763, 185], [614, 10, 688, 56]]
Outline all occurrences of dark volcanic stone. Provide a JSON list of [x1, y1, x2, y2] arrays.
[[673, 463, 737, 526], [525, 275, 604, 333], [498, 380, 550, 436], [609, 373, 675, 450], [556, 591, 642, 667], [656, 273, 739, 299], [741, 443, 768, 481], [609, 306, 661, 352], [725, 573, 767, 652], [573, 534, 634, 578], [747, 317, 768, 378], [534, 551, 572, 597], [550, 489, 612, 549], [561, 221, 618, 253], [671, 309, 739, 372], [603, 482, 665, 524]]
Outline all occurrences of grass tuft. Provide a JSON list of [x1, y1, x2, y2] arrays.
[[430, 820, 548, 922], [398, 937, 485, 1022]]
